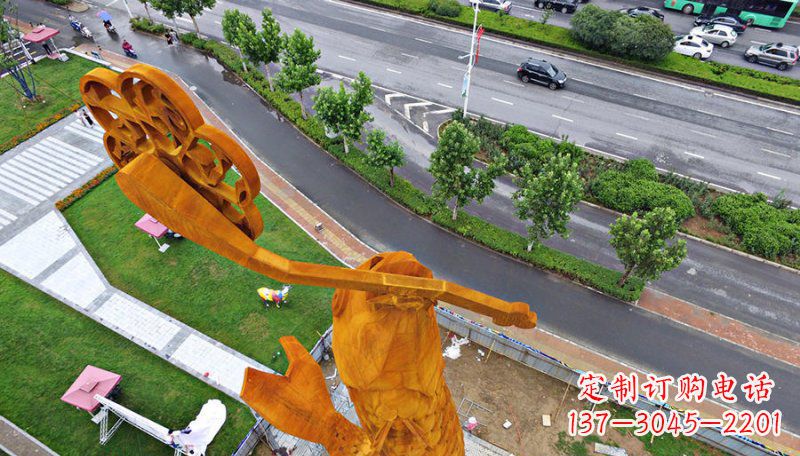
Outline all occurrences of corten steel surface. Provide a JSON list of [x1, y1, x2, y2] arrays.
[[80, 64, 537, 455]]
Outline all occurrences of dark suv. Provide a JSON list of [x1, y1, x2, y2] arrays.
[[693, 14, 748, 32], [517, 58, 568, 90], [534, 0, 578, 13]]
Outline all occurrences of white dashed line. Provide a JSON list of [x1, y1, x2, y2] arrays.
[[386, 68, 402, 74], [414, 38, 432, 44], [213, 20, 221, 25], [570, 77, 590, 84], [696, 109, 718, 116], [401, 53, 419, 59], [515, 4, 537, 11], [437, 82, 453, 88], [684, 151, 705, 159], [491, 97, 514, 106], [370, 26, 388, 32], [766, 127, 794, 136], [761, 148, 790, 158], [503, 79, 524, 87], [690, 129, 716, 138], [757, 172, 781, 180], [616, 133, 638, 140], [632, 93, 657, 101], [623, 112, 650, 121], [749, 40, 766, 45], [552, 114, 574, 123], [561, 95, 584, 103], [338, 55, 356, 61]]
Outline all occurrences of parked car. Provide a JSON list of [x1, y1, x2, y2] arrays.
[[470, 0, 513, 13], [619, 6, 665, 21], [517, 58, 568, 90], [693, 14, 749, 33], [674, 34, 714, 59], [744, 42, 799, 70], [689, 24, 737, 48], [534, 0, 578, 13]]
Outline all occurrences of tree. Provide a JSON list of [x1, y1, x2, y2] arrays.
[[429, 122, 506, 221], [313, 72, 374, 154], [513, 153, 583, 251], [221, 9, 256, 72], [571, 5, 673, 61], [609, 207, 687, 286], [150, 0, 216, 34], [253, 9, 283, 91], [0, 1, 37, 100], [366, 129, 405, 187], [276, 29, 322, 119], [139, 0, 154, 21]]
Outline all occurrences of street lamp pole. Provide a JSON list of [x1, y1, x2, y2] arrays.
[[462, 3, 480, 118], [122, 0, 133, 18]]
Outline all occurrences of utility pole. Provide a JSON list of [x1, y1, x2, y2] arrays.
[[462, 3, 480, 118]]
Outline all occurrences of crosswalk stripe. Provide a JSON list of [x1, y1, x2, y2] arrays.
[[0, 167, 54, 197], [0, 216, 12, 226], [12, 156, 72, 185], [0, 169, 46, 202], [0, 179, 41, 205], [29, 144, 90, 174], [18, 150, 80, 181], [64, 124, 104, 144], [2, 162, 61, 193], [71, 120, 105, 138], [0, 208, 17, 221], [45, 137, 103, 165]]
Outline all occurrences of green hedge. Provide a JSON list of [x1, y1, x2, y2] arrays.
[[571, 5, 674, 62], [590, 159, 694, 221], [712, 193, 800, 259], [427, 0, 461, 17], [146, 26, 644, 301], [130, 17, 168, 35], [351, 0, 800, 104]]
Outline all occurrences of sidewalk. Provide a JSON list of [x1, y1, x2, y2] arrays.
[[0, 415, 58, 456]]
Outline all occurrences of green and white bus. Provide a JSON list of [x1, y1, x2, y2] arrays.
[[663, 0, 799, 28]]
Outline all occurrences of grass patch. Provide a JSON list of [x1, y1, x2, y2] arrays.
[[0, 57, 100, 154], [352, 0, 800, 104], [63, 175, 338, 372], [0, 271, 253, 455]]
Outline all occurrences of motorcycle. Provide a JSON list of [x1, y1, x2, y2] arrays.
[[104, 21, 116, 34], [123, 47, 138, 59], [69, 16, 93, 40]]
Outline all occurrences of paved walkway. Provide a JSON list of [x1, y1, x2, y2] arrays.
[[0, 416, 57, 456]]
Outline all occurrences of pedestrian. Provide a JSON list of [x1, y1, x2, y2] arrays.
[[77, 109, 88, 127], [42, 42, 52, 55], [170, 29, 179, 44], [165, 31, 174, 46], [80, 108, 95, 128]]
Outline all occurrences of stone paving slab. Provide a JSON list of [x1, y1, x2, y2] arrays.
[[0, 212, 75, 279], [94, 293, 182, 351], [170, 334, 256, 396], [40, 253, 105, 309]]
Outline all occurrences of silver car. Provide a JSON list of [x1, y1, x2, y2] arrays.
[[689, 24, 737, 48], [745, 43, 799, 71], [470, 0, 512, 13]]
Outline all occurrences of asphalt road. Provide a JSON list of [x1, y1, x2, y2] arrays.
[[20, 0, 800, 431], [489, 0, 800, 77]]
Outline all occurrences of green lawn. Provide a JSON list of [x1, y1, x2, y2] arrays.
[[0, 272, 254, 456], [63, 176, 338, 372], [0, 57, 100, 153]]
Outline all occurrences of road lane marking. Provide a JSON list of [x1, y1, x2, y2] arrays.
[[384, 92, 405, 104], [749, 40, 766, 45], [552, 114, 574, 123], [684, 151, 705, 159], [503, 79, 524, 87], [105, 0, 118, 5], [491, 97, 514, 105], [386, 68, 402, 74], [401, 53, 419, 59], [632, 93, 657, 101], [766, 126, 794, 136], [428, 107, 456, 115], [561, 95, 584, 103], [176, 17, 193, 23], [570, 77, 590, 84], [213, 20, 221, 25], [616, 133, 638, 140], [690, 129, 716, 138], [404, 101, 432, 118], [370, 26, 388, 32], [696, 109, 718, 116], [757, 171, 781, 180], [623, 112, 650, 121], [450, 65, 463, 71], [761, 148, 790, 158], [338, 55, 356, 61], [414, 38, 432, 44], [437, 82, 453, 88], [515, 5, 537, 11]]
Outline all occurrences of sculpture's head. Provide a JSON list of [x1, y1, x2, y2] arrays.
[[79, 64, 263, 253]]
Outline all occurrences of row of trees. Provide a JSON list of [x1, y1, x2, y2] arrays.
[[217, 6, 684, 288], [430, 122, 686, 286]]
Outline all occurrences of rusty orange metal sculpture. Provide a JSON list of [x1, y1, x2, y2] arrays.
[[80, 64, 537, 456]]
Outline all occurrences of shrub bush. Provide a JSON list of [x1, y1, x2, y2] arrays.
[[712, 193, 800, 259], [129, 17, 168, 35], [571, 5, 674, 62], [590, 161, 694, 221], [427, 0, 462, 17], [622, 158, 657, 181]]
